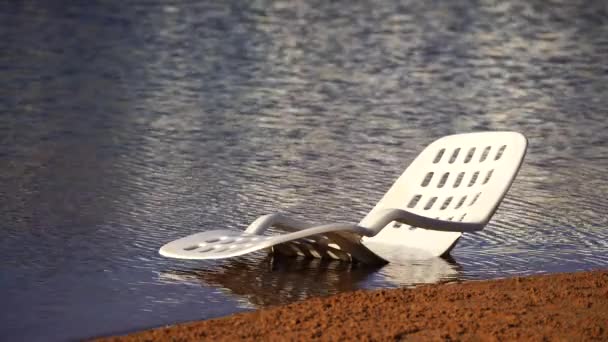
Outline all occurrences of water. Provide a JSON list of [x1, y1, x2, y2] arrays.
[[1, 0, 607, 340]]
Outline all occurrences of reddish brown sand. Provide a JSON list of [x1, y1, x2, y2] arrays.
[[100, 270, 607, 341]]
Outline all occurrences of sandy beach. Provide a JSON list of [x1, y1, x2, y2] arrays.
[[99, 270, 607, 341]]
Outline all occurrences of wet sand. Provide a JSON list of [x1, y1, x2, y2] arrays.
[[100, 270, 607, 341]]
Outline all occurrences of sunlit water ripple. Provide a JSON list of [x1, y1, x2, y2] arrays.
[[1, 1, 607, 341]]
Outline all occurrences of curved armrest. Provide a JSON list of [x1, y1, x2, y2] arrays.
[[244, 213, 319, 235], [245, 208, 485, 238], [365, 208, 485, 235]]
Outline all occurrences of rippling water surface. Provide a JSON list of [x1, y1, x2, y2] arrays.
[[1, 1, 607, 340]]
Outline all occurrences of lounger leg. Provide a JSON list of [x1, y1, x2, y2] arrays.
[[324, 232, 388, 265]]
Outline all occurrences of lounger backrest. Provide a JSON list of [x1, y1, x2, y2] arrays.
[[359, 132, 527, 255]]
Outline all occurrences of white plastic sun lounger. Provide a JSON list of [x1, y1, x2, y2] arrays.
[[160, 132, 527, 264]]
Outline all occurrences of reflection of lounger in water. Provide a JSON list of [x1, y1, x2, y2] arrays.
[[160, 132, 527, 265], [159, 254, 461, 308]]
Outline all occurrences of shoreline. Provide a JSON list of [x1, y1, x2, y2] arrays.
[[99, 270, 607, 341]]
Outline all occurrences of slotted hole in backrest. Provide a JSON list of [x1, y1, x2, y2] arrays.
[[395, 223, 413, 230], [421, 172, 434, 187], [455, 195, 467, 209], [424, 196, 438, 210], [440, 196, 453, 210], [407, 194, 422, 208], [495, 145, 507, 160], [468, 171, 480, 187], [453, 172, 465, 188], [464, 147, 476, 163], [449, 148, 461, 163], [482, 169, 494, 184], [469, 192, 481, 206], [479, 146, 491, 162], [459, 213, 467, 221], [183, 245, 199, 251], [433, 149, 445, 163], [437, 172, 449, 188]]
